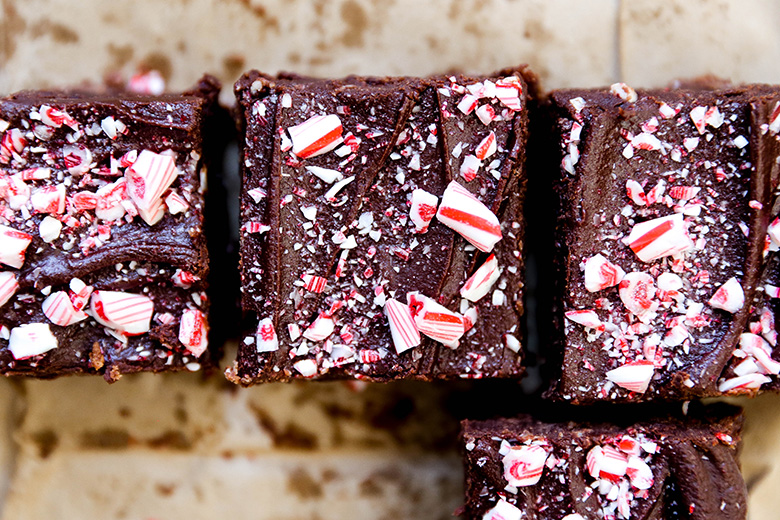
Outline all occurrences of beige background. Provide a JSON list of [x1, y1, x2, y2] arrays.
[[1, 0, 780, 518]]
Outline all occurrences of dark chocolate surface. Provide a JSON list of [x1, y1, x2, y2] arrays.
[[231, 68, 533, 383], [461, 404, 746, 520], [0, 79, 218, 380], [544, 84, 780, 403]]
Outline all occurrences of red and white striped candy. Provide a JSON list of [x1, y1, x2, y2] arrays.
[[95, 178, 129, 222], [606, 360, 655, 393], [71, 191, 98, 211], [42, 291, 88, 327], [302, 314, 335, 342], [587, 444, 628, 481], [460, 154, 482, 182], [0, 272, 18, 308], [718, 373, 771, 393], [407, 291, 464, 348], [584, 254, 625, 293], [409, 189, 438, 233], [171, 269, 198, 289], [256, 317, 279, 352], [690, 106, 707, 134], [564, 309, 602, 330], [475, 104, 496, 125], [293, 359, 318, 378], [464, 307, 479, 332], [0, 225, 32, 269], [460, 253, 500, 302], [31, 184, 66, 214], [502, 444, 549, 487], [495, 76, 523, 111], [90, 290, 153, 336], [739, 333, 780, 375], [562, 515, 586, 520], [769, 101, 780, 135], [631, 132, 662, 151], [457, 94, 479, 115], [708, 277, 744, 314], [617, 436, 641, 456], [68, 278, 92, 311], [482, 499, 522, 520], [436, 181, 502, 252], [623, 213, 693, 263], [385, 298, 421, 354], [288, 114, 344, 159], [179, 309, 208, 357], [0, 128, 25, 164], [769, 217, 780, 247], [125, 150, 178, 225], [302, 274, 327, 293], [668, 185, 700, 201], [165, 190, 188, 215], [625, 179, 647, 205], [39, 105, 76, 129], [619, 272, 656, 321], [5, 174, 29, 209], [62, 144, 92, 175], [475, 131, 497, 160], [626, 456, 654, 490], [8, 323, 58, 360]]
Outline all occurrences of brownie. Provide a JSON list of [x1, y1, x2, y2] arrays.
[[544, 83, 780, 403], [229, 67, 535, 383], [460, 404, 746, 520], [0, 77, 220, 381]]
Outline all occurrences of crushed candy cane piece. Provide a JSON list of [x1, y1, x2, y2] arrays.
[[584, 254, 625, 293], [625, 179, 647, 205], [302, 274, 327, 293], [460, 254, 500, 302], [90, 290, 153, 336], [256, 318, 279, 352], [708, 277, 744, 314], [565, 309, 602, 329], [0, 272, 18, 308], [605, 360, 655, 393], [482, 499, 522, 520], [8, 323, 58, 359], [409, 189, 438, 233], [288, 114, 344, 158], [610, 82, 637, 103], [385, 298, 421, 354], [407, 291, 464, 348], [587, 444, 628, 481], [475, 131, 497, 160], [502, 444, 549, 487], [0, 225, 32, 269], [125, 150, 178, 225], [622, 214, 693, 263], [293, 359, 318, 378], [619, 272, 656, 321], [302, 314, 335, 342], [436, 181, 502, 252], [42, 291, 88, 327], [179, 309, 208, 357]]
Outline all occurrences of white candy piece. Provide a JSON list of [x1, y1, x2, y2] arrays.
[[42, 291, 88, 327], [436, 181, 502, 252], [125, 150, 178, 225], [0, 272, 18, 308], [0, 225, 32, 269], [409, 189, 438, 233], [256, 318, 279, 352], [583, 254, 625, 293], [385, 298, 421, 354], [39, 216, 62, 243], [179, 309, 208, 357], [407, 291, 465, 348], [90, 290, 154, 335], [460, 254, 500, 302], [605, 361, 655, 393], [708, 277, 744, 314], [8, 323, 58, 360], [622, 213, 693, 263], [502, 444, 549, 487], [482, 499, 522, 520], [288, 114, 344, 159]]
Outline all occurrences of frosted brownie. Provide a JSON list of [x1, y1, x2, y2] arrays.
[[461, 404, 746, 520], [545, 83, 780, 402], [229, 68, 534, 383], [0, 77, 219, 380]]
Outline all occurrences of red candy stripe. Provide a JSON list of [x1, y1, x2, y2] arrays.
[[502, 444, 549, 487], [179, 309, 208, 357], [436, 181, 502, 252], [302, 274, 327, 293], [385, 298, 421, 354], [460, 253, 500, 302], [256, 318, 279, 352], [623, 214, 692, 263], [90, 290, 154, 336], [409, 189, 438, 233], [407, 292, 464, 348], [288, 114, 344, 159]]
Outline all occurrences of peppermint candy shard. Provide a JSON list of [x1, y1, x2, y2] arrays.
[[0, 272, 19, 308], [502, 444, 549, 487], [605, 360, 655, 393], [179, 309, 208, 357], [460, 253, 500, 302], [125, 150, 178, 225], [626, 456, 654, 490], [436, 181, 502, 252], [586, 444, 628, 483], [482, 499, 522, 520], [708, 277, 744, 314], [9, 323, 58, 360], [385, 298, 421, 355], [288, 114, 344, 159], [256, 318, 279, 352], [302, 314, 335, 342], [718, 373, 771, 393], [409, 189, 438, 233], [42, 291, 88, 327], [583, 254, 625, 293], [301, 274, 327, 293], [618, 272, 657, 321], [622, 214, 693, 263], [90, 290, 154, 336], [0, 225, 33, 269], [407, 291, 465, 348], [561, 515, 586, 520], [564, 309, 602, 330], [293, 358, 318, 378]]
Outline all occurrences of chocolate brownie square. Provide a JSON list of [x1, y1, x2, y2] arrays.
[[460, 404, 746, 520], [545, 83, 780, 402], [0, 77, 220, 380], [229, 67, 534, 383]]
